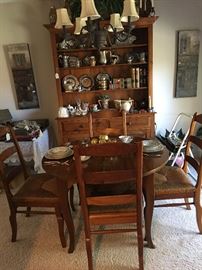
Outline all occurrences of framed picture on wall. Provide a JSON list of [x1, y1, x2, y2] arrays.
[[6, 43, 40, 109], [175, 30, 200, 98]]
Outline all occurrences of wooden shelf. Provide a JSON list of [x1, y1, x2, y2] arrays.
[[59, 62, 148, 72], [57, 43, 148, 54], [62, 87, 147, 96]]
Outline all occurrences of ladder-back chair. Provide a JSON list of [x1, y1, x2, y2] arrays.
[[0, 124, 74, 252], [154, 113, 202, 233], [74, 141, 144, 270]]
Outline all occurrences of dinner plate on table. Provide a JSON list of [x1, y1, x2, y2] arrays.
[[143, 139, 164, 153], [45, 146, 73, 160]]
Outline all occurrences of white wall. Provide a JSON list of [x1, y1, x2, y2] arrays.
[[153, 0, 202, 134], [0, 0, 202, 139], [0, 0, 58, 130]]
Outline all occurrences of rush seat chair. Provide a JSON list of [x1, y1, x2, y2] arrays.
[[74, 141, 144, 270], [0, 124, 74, 252], [154, 113, 202, 234]]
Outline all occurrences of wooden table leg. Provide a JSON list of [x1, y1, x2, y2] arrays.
[[69, 185, 75, 211], [143, 174, 155, 249]]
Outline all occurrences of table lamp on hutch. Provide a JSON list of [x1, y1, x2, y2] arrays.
[[54, 0, 140, 48]]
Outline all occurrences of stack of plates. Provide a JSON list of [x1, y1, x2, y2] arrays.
[[143, 140, 164, 153], [45, 146, 73, 160]]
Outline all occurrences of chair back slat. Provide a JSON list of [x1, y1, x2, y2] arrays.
[[185, 155, 199, 172], [84, 170, 136, 184], [0, 146, 16, 163], [0, 124, 29, 187], [189, 135, 202, 149], [195, 114, 202, 124], [78, 142, 141, 156]]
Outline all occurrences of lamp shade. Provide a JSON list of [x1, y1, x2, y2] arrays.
[[74, 17, 88, 35], [80, 0, 101, 20], [108, 13, 124, 32], [55, 8, 73, 29], [121, 0, 139, 22]]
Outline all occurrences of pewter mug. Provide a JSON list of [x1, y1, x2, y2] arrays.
[[99, 50, 108, 65]]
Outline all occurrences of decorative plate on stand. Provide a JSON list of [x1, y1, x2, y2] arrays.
[[79, 75, 94, 91], [62, 75, 79, 92]]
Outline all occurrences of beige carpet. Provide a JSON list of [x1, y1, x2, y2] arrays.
[[0, 188, 202, 270]]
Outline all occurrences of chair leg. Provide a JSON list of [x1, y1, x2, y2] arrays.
[[70, 186, 75, 211], [55, 207, 66, 248], [86, 238, 93, 270], [137, 221, 144, 270], [62, 201, 75, 253], [9, 207, 17, 242], [77, 184, 81, 206], [184, 198, 191, 210], [195, 194, 202, 233]]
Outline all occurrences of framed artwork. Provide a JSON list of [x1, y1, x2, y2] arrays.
[[6, 43, 40, 109], [175, 30, 200, 98]]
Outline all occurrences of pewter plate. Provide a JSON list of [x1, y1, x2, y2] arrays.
[[79, 75, 94, 90], [62, 75, 79, 92], [45, 147, 73, 159], [143, 140, 165, 153]]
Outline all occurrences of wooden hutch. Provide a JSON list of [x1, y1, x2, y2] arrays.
[[45, 16, 158, 144]]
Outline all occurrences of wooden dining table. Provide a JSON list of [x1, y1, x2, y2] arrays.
[[42, 143, 169, 250]]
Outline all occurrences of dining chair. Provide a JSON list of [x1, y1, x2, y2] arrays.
[[74, 141, 144, 270], [0, 124, 74, 253], [89, 109, 127, 137], [154, 113, 202, 233]]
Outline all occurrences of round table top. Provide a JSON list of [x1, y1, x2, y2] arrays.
[[42, 147, 169, 188]]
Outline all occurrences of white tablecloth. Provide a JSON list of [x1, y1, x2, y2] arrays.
[[0, 129, 50, 173]]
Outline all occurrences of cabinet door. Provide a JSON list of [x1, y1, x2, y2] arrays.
[[57, 116, 91, 144], [126, 113, 155, 138], [92, 116, 125, 137]]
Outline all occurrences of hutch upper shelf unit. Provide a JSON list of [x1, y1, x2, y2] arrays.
[[45, 16, 158, 144]]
